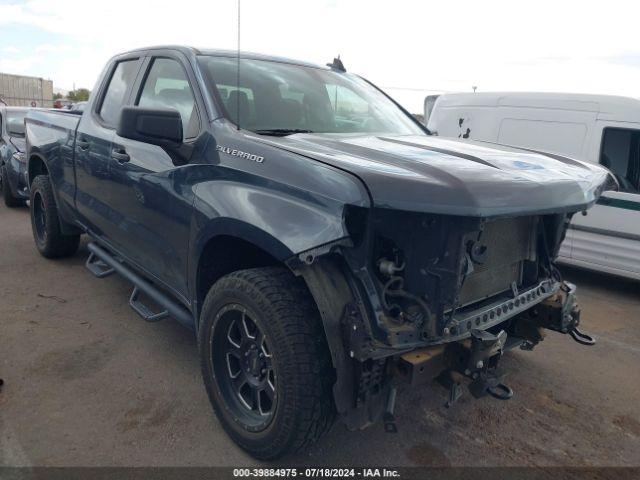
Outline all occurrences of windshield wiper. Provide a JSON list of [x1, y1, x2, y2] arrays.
[[253, 128, 314, 137]]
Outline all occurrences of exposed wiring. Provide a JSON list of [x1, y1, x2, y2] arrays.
[[381, 274, 436, 337]]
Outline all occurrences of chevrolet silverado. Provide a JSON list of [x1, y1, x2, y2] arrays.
[[25, 46, 609, 459]]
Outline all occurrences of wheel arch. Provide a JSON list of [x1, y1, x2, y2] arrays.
[[190, 218, 295, 325], [27, 151, 49, 187], [191, 218, 362, 419], [27, 152, 81, 235]]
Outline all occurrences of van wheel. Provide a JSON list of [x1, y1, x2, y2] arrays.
[[199, 267, 335, 460], [30, 175, 80, 258], [2, 165, 25, 207]]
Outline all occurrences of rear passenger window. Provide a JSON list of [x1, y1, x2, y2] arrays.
[[600, 128, 640, 193], [137, 58, 199, 139], [98, 59, 139, 127]]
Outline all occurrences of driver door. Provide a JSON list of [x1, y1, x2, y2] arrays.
[[108, 53, 203, 297]]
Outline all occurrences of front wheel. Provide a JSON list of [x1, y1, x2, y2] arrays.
[[199, 267, 335, 460], [30, 175, 80, 258]]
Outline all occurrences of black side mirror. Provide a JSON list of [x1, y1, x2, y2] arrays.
[[117, 106, 183, 149]]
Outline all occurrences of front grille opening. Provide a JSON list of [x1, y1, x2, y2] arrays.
[[458, 216, 537, 308]]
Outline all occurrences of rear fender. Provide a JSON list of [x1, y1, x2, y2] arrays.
[[27, 151, 81, 235]]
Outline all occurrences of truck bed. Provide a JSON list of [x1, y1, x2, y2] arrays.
[[25, 108, 81, 223]]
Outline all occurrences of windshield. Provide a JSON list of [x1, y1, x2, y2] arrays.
[[198, 56, 424, 136], [6, 110, 27, 137]]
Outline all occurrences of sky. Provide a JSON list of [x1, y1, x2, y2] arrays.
[[2, 0, 640, 113]]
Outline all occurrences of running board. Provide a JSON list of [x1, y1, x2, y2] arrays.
[[86, 242, 194, 328], [85, 252, 115, 278], [129, 286, 169, 322]]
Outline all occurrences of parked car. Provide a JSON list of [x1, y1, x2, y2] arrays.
[[68, 101, 87, 112], [25, 47, 609, 459], [53, 99, 73, 109], [426, 92, 640, 280], [0, 106, 29, 207]]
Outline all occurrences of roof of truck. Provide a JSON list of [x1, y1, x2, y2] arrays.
[[119, 45, 325, 70], [433, 91, 640, 121]]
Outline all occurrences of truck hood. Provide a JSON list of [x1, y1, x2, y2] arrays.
[[261, 134, 610, 216]]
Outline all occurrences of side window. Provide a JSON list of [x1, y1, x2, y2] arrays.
[[98, 59, 139, 127], [137, 58, 199, 139], [600, 128, 640, 193]]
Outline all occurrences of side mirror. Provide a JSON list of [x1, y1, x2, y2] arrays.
[[117, 106, 183, 149]]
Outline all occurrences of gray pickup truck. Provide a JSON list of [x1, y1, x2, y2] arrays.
[[25, 46, 609, 459]]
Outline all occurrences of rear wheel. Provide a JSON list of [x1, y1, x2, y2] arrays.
[[2, 165, 25, 207], [199, 267, 335, 459], [30, 175, 80, 258]]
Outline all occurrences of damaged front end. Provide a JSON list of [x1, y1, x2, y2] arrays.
[[290, 206, 595, 431]]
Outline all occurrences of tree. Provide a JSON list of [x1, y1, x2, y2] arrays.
[[53, 92, 63, 100], [67, 88, 91, 101]]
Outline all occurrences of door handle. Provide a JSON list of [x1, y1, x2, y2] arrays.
[[111, 148, 130, 163], [77, 138, 90, 150]]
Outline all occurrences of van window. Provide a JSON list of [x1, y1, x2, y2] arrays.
[[600, 128, 640, 193], [99, 59, 139, 127]]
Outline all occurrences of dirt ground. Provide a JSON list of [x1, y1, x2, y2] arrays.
[[1, 202, 639, 467]]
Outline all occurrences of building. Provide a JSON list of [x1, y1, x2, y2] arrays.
[[0, 72, 53, 107]]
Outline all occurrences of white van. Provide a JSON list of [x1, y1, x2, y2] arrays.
[[426, 92, 640, 280]]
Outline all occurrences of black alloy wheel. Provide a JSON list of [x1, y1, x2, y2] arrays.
[[211, 304, 277, 431]]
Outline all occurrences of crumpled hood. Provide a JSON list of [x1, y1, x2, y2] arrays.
[[262, 133, 610, 216]]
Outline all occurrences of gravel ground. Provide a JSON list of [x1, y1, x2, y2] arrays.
[[1, 202, 639, 467]]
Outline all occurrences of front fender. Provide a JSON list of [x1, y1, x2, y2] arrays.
[[192, 179, 349, 255], [187, 174, 359, 320]]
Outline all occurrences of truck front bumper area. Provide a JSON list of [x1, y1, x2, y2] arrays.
[[296, 254, 593, 430], [342, 279, 593, 429], [399, 281, 589, 384]]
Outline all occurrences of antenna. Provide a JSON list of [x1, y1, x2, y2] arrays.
[[326, 55, 346, 72], [236, 0, 241, 130]]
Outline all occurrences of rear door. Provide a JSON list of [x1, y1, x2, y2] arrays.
[[107, 52, 203, 296], [74, 55, 143, 237]]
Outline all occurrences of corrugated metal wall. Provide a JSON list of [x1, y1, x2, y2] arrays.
[[0, 72, 54, 107]]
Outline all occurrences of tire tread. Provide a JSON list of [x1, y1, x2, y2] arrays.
[[30, 174, 80, 258], [199, 266, 335, 459]]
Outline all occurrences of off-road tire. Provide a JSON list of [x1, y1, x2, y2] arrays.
[[199, 267, 335, 460], [30, 174, 80, 258], [2, 165, 25, 207]]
